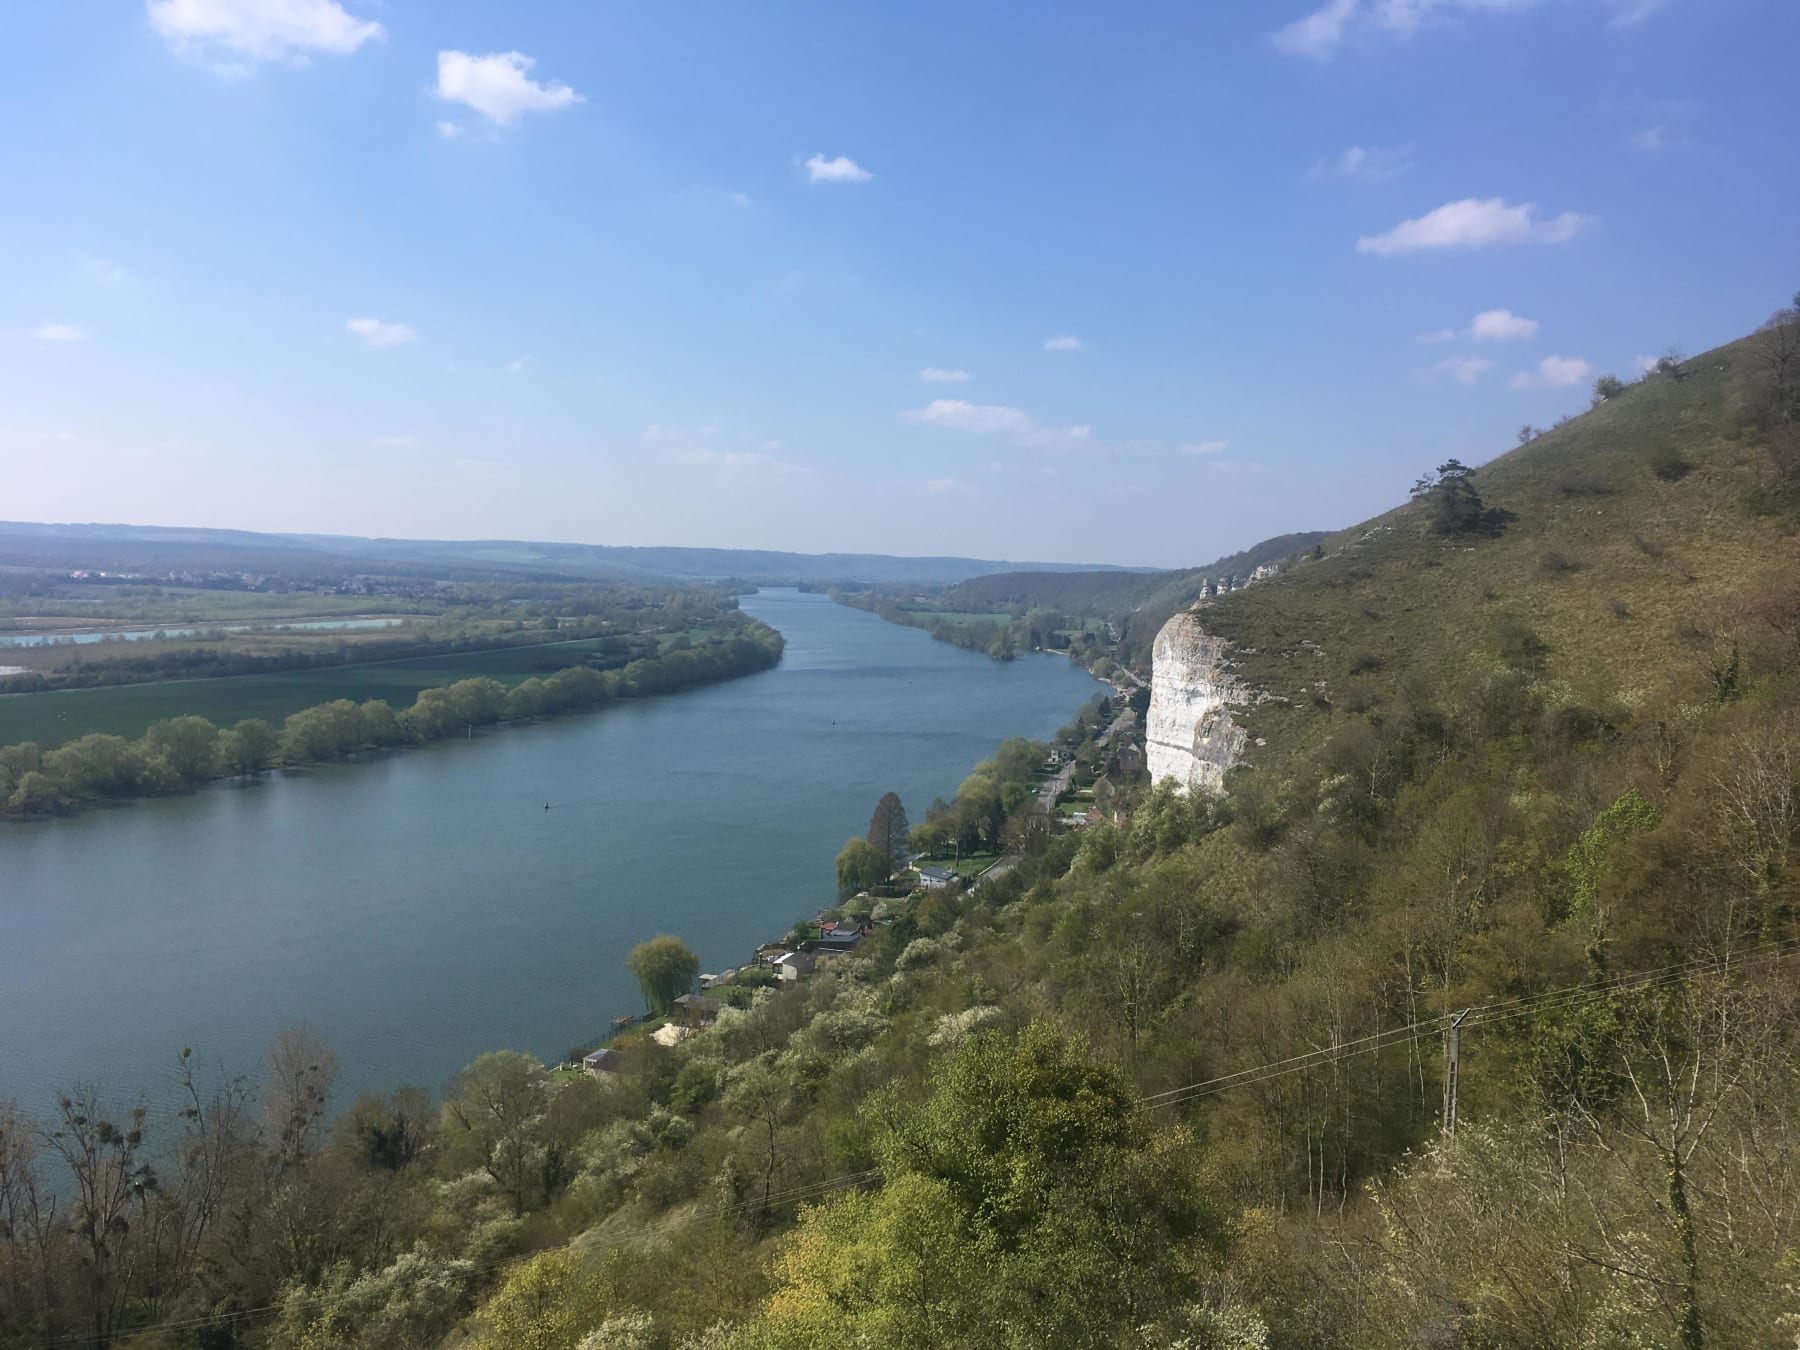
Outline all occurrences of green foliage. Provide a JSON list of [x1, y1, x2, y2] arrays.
[[834, 837, 887, 894], [628, 935, 701, 1016], [1560, 788, 1660, 920]]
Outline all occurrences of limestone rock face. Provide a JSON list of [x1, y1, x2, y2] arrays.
[[1147, 610, 1247, 793]]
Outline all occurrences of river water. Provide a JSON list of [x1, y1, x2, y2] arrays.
[[0, 617, 408, 646], [0, 590, 1099, 1121]]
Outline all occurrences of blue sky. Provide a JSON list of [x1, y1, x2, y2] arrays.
[[2, 0, 1795, 567]]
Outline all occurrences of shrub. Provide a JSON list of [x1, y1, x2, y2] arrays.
[[1539, 549, 1578, 575], [1348, 651, 1385, 674], [1650, 446, 1693, 482], [1631, 532, 1667, 559], [1592, 374, 1628, 404]]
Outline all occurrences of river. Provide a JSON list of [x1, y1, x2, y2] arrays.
[[0, 589, 1100, 1122]]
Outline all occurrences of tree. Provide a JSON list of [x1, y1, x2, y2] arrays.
[[266, 1025, 339, 1171], [1409, 459, 1487, 536], [1592, 373, 1628, 404], [834, 838, 887, 895], [144, 715, 221, 787], [626, 935, 699, 1016], [441, 1051, 553, 1215], [219, 718, 279, 775], [866, 792, 911, 876]]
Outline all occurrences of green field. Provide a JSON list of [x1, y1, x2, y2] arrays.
[[0, 637, 613, 748]]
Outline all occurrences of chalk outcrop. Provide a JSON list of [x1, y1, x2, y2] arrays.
[[1146, 610, 1247, 793]]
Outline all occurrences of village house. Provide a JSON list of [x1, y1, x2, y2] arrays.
[[773, 950, 816, 982], [672, 992, 724, 1028], [581, 1048, 622, 1078], [917, 864, 960, 890]]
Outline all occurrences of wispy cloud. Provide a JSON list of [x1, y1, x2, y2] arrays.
[[147, 0, 382, 69], [435, 120, 463, 140], [1310, 143, 1413, 181], [804, 154, 872, 184], [507, 357, 529, 375], [1274, 0, 1358, 58], [1607, 0, 1670, 27], [920, 367, 972, 383], [728, 192, 753, 208], [1358, 198, 1595, 255], [77, 255, 133, 286], [1043, 334, 1083, 352], [1436, 355, 1495, 385], [903, 399, 1092, 451], [1509, 355, 1591, 390], [1178, 440, 1228, 457], [676, 447, 811, 480], [345, 317, 416, 348], [34, 323, 87, 342], [1275, 0, 1668, 60], [437, 51, 583, 126], [1419, 308, 1540, 343], [370, 433, 420, 449]]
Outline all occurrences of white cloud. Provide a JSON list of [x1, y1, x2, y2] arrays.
[[1436, 355, 1495, 384], [1470, 308, 1540, 341], [78, 255, 132, 286], [370, 433, 419, 449], [1633, 354, 1660, 374], [345, 317, 416, 348], [1277, 0, 1667, 59], [1607, 0, 1669, 26], [920, 367, 972, 383], [1633, 124, 1691, 151], [1357, 198, 1595, 255], [435, 120, 463, 140], [437, 51, 583, 127], [804, 154, 872, 184], [34, 323, 86, 342], [922, 477, 965, 494], [903, 399, 1092, 451], [676, 447, 810, 479], [1274, 0, 1359, 58], [1509, 355, 1591, 390], [728, 192, 753, 208], [1178, 440, 1228, 457], [1311, 143, 1413, 181], [147, 0, 382, 65], [1044, 334, 1083, 352], [507, 357, 528, 374], [905, 400, 1032, 436]]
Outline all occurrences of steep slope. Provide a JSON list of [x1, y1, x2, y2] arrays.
[[1155, 333, 1797, 781]]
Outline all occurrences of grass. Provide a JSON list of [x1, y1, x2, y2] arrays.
[[0, 637, 617, 747], [1190, 336, 1794, 771]]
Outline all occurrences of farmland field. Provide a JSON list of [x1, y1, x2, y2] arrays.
[[0, 637, 614, 747]]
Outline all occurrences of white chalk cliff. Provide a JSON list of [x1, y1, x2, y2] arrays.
[[1147, 610, 1248, 793]]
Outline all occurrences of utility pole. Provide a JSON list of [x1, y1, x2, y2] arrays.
[[1443, 1009, 1470, 1138]]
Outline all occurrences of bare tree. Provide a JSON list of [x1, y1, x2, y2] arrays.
[[265, 1025, 338, 1172]]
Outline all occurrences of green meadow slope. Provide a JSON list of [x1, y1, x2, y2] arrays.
[[1205, 333, 1797, 766]]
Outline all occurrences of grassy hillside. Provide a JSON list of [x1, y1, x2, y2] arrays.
[[1204, 334, 1796, 766]]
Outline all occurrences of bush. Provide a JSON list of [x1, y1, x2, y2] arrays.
[[1650, 446, 1693, 482], [1348, 651, 1385, 674], [1592, 374, 1627, 404], [1539, 549, 1578, 575]]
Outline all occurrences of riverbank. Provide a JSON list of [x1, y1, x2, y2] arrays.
[[0, 618, 785, 818]]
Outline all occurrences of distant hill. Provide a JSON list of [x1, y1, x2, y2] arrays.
[[941, 531, 1331, 666], [0, 522, 1156, 588]]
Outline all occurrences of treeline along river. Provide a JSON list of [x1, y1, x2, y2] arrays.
[[0, 589, 1102, 1122]]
